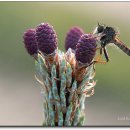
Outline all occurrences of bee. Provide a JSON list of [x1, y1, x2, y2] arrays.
[[93, 23, 130, 63]]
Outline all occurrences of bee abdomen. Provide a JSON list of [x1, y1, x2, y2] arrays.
[[114, 38, 130, 56]]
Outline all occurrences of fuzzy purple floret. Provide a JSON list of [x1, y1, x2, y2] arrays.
[[75, 34, 97, 64], [23, 29, 37, 55], [36, 23, 58, 55], [65, 27, 84, 51]]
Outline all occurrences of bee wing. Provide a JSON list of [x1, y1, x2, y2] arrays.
[[108, 43, 124, 55], [108, 38, 130, 56], [114, 37, 130, 56]]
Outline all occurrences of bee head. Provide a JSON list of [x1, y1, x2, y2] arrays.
[[97, 23, 104, 33], [93, 23, 117, 47], [93, 23, 105, 35], [100, 26, 116, 45]]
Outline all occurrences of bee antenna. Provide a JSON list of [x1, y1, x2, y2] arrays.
[[97, 22, 101, 26], [97, 22, 104, 27]]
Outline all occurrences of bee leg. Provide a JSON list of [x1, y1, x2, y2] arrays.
[[94, 48, 107, 64], [95, 48, 102, 61], [93, 47, 101, 51], [96, 47, 101, 50], [94, 58, 107, 64], [88, 47, 107, 69], [103, 47, 109, 62]]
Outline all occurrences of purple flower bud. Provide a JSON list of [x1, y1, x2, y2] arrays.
[[36, 23, 58, 55], [23, 29, 37, 55], [65, 27, 84, 51], [75, 34, 97, 64]]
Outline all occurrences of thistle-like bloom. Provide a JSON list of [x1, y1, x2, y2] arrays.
[[23, 29, 37, 55], [36, 23, 58, 55], [75, 34, 97, 65], [65, 27, 84, 51]]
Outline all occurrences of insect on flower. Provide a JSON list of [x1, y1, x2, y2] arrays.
[[93, 23, 130, 63]]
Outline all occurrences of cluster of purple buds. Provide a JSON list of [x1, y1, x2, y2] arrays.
[[65, 27, 97, 67], [23, 23, 97, 67], [23, 23, 58, 57]]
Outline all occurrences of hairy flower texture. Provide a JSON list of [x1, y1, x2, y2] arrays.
[[36, 23, 58, 55], [65, 27, 84, 51], [76, 34, 97, 65], [23, 29, 37, 56]]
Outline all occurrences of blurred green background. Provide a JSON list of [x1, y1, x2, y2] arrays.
[[0, 2, 130, 126]]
